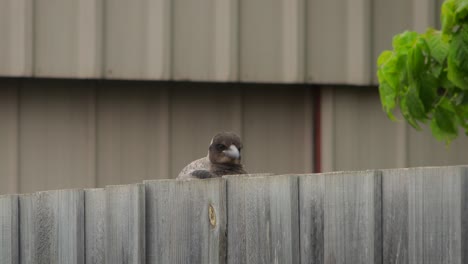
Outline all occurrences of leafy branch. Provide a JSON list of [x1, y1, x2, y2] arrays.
[[377, 0, 468, 144]]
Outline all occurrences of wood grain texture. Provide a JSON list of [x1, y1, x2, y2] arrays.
[[383, 166, 468, 264], [105, 184, 145, 264], [299, 171, 382, 264], [19, 189, 84, 264], [226, 175, 299, 264], [84, 189, 105, 264], [145, 178, 226, 264], [298, 174, 324, 264], [0, 195, 18, 264]]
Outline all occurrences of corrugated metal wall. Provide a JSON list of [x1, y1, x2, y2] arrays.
[[0, 79, 313, 194], [321, 87, 468, 172], [0, 0, 443, 84]]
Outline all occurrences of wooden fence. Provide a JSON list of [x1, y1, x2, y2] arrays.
[[1, 166, 467, 264]]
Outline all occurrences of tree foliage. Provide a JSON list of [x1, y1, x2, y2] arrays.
[[377, 0, 468, 144]]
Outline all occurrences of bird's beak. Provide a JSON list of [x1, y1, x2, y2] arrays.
[[223, 144, 240, 159]]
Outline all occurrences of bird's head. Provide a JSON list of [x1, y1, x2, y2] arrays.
[[208, 132, 243, 165]]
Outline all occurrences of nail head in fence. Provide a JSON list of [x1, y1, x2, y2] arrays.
[[226, 174, 300, 264], [84, 188, 105, 264], [382, 166, 468, 264], [105, 184, 145, 264], [145, 178, 227, 264], [299, 171, 382, 264], [0, 195, 19, 264], [19, 189, 85, 264]]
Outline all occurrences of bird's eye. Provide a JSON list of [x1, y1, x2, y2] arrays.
[[215, 144, 225, 151]]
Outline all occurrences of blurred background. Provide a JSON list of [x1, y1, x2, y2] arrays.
[[1, 0, 467, 195]]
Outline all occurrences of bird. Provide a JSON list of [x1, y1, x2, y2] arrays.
[[177, 132, 247, 179]]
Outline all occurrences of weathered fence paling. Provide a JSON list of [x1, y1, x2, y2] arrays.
[[105, 184, 145, 264], [383, 167, 468, 264], [145, 179, 226, 264], [18, 190, 84, 264], [300, 171, 382, 264], [0, 195, 18, 264], [226, 175, 300, 264], [85, 188, 105, 264], [0, 166, 467, 264]]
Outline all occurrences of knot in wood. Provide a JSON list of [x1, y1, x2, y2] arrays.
[[208, 204, 216, 228]]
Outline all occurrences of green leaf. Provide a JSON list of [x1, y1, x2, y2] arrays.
[[431, 63, 444, 77], [376, 0, 468, 143], [442, 0, 457, 34], [440, 70, 457, 90], [455, 0, 468, 21], [419, 73, 439, 111], [377, 50, 393, 67], [377, 52, 401, 92], [447, 26, 468, 90], [406, 88, 426, 119], [407, 38, 428, 81], [424, 29, 449, 64], [378, 82, 397, 120], [392, 31, 419, 52], [430, 118, 457, 143], [431, 98, 458, 143], [400, 90, 422, 130]]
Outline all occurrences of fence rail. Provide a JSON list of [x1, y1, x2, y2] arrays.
[[1, 166, 467, 264]]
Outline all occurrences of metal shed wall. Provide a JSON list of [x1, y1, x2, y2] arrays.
[[0, 80, 314, 195], [0, 0, 444, 84], [320, 87, 468, 172]]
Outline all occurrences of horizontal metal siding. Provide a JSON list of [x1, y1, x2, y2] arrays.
[[0, 0, 441, 84]]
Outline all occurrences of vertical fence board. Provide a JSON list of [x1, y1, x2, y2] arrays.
[[300, 171, 382, 264], [85, 189, 105, 264], [105, 184, 145, 264], [145, 178, 226, 264], [383, 166, 467, 264], [226, 175, 299, 264], [299, 174, 324, 264], [0, 195, 18, 264], [19, 190, 84, 264]]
